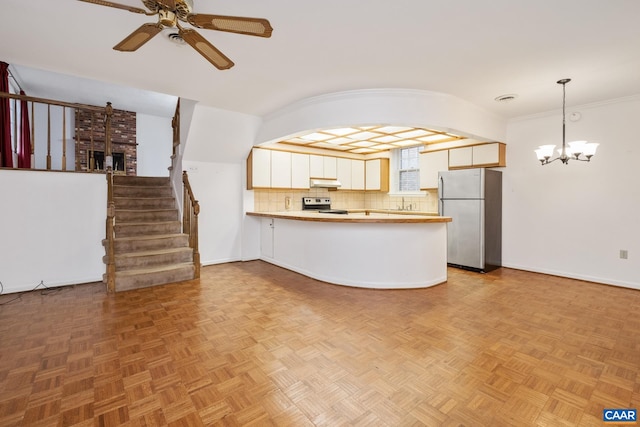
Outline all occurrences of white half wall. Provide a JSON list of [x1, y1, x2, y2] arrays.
[[137, 113, 173, 177], [0, 170, 106, 294], [503, 95, 640, 289]]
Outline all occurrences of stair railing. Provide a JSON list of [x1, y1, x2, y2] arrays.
[[0, 91, 110, 171], [182, 171, 201, 279], [103, 104, 116, 292]]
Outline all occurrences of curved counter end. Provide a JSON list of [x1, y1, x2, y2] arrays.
[[248, 211, 449, 289]]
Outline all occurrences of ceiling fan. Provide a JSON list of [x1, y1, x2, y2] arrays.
[[78, 0, 273, 70]]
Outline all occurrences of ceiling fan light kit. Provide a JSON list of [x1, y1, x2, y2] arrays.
[[78, 0, 273, 70], [535, 78, 599, 165]]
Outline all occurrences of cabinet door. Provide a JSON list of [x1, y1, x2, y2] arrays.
[[351, 159, 365, 190], [449, 147, 473, 169], [291, 153, 310, 189], [251, 148, 271, 188], [309, 155, 324, 178], [473, 143, 506, 167], [420, 150, 449, 189], [365, 159, 389, 191], [260, 218, 274, 259], [324, 156, 337, 179], [336, 158, 352, 190], [270, 150, 291, 188]]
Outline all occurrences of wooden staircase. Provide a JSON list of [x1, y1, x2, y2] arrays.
[[104, 175, 197, 292]]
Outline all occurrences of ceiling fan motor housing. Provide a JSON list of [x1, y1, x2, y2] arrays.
[[142, 0, 193, 20]]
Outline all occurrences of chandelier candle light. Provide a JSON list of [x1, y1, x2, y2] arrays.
[[535, 78, 598, 165]]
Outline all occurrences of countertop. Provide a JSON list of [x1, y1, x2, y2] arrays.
[[246, 210, 451, 223]]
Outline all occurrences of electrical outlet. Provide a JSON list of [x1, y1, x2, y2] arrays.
[[619, 249, 628, 259]]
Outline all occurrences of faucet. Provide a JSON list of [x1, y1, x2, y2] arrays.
[[397, 197, 410, 211]]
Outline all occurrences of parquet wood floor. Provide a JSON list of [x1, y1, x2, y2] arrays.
[[1, 261, 638, 426]]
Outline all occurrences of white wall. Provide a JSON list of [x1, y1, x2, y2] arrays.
[[182, 104, 262, 265], [0, 170, 106, 294], [503, 95, 640, 289], [182, 160, 244, 265], [136, 113, 173, 176], [257, 88, 507, 145]]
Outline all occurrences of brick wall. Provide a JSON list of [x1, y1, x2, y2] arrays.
[[75, 108, 137, 175]]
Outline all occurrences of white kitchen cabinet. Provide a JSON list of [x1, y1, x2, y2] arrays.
[[260, 217, 274, 259], [291, 153, 310, 189], [324, 156, 337, 179], [248, 148, 271, 188], [309, 155, 324, 178], [472, 143, 506, 167], [310, 154, 337, 179], [336, 158, 352, 189], [270, 150, 292, 188], [420, 150, 449, 189], [365, 158, 389, 191], [448, 146, 473, 169], [351, 159, 365, 190]]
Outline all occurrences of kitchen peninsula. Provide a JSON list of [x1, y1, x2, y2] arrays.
[[247, 211, 452, 289]]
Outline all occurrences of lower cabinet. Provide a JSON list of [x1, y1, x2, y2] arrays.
[[261, 218, 274, 259]]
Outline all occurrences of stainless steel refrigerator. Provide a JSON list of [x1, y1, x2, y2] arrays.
[[438, 168, 502, 272]]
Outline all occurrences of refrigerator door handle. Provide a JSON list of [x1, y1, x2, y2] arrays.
[[438, 175, 444, 215]]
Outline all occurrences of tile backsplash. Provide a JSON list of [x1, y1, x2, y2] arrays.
[[253, 189, 438, 213]]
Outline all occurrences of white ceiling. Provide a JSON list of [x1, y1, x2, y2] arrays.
[[2, 0, 640, 119]]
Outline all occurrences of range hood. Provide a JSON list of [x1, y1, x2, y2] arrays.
[[310, 178, 342, 188]]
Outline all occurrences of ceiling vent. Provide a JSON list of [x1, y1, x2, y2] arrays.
[[494, 94, 518, 102], [167, 32, 185, 45]]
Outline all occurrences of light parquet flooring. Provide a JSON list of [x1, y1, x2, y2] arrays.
[[1, 261, 639, 426]]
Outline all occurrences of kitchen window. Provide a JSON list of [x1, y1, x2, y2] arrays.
[[390, 145, 422, 194]]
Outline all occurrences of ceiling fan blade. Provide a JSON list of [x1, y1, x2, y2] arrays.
[[77, 0, 149, 14], [155, 0, 176, 9], [187, 14, 273, 38], [114, 23, 163, 52], [179, 28, 234, 70]]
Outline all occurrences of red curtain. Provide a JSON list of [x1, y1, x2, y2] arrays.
[[0, 61, 13, 168], [17, 90, 31, 168]]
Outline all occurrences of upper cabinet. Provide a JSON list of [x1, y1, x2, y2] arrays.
[[336, 158, 366, 190], [247, 148, 271, 189], [449, 143, 506, 170], [270, 150, 292, 188], [247, 148, 309, 189], [448, 146, 473, 169], [472, 143, 506, 167], [351, 160, 365, 190], [419, 150, 449, 190], [336, 158, 352, 189], [310, 155, 337, 179], [365, 158, 389, 192], [291, 153, 310, 189]]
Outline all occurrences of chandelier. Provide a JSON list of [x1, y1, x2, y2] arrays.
[[535, 78, 598, 165]]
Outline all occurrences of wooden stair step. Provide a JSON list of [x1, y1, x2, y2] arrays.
[[113, 185, 173, 198], [110, 233, 190, 252], [115, 221, 182, 238], [113, 197, 176, 209], [113, 247, 194, 270], [114, 263, 196, 292], [115, 209, 179, 222], [113, 176, 170, 186]]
